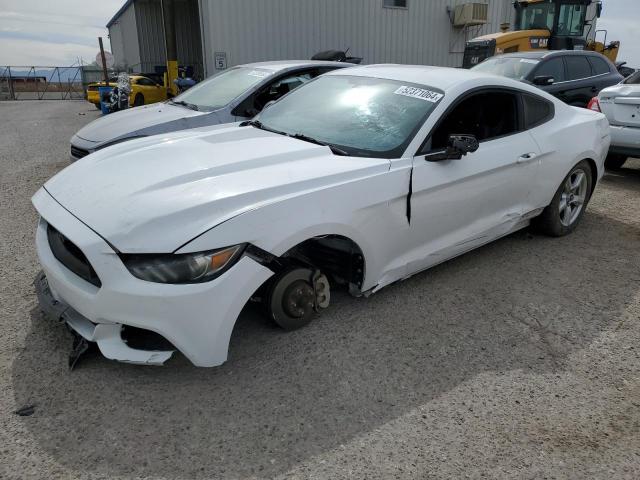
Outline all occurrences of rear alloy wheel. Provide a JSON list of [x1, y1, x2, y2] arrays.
[[133, 93, 144, 107], [264, 268, 330, 330], [534, 160, 592, 237], [605, 154, 627, 170]]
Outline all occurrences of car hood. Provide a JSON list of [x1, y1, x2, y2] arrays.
[[74, 102, 207, 144], [44, 125, 390, 253]]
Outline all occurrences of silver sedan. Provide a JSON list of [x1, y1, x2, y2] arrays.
[[70, 60, 352, 160]]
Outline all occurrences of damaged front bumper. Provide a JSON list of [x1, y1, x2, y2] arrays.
[[34, 271, 174, 366], [32, 187, 274, 368]]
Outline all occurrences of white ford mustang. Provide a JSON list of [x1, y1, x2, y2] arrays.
[[33, 65, 610, 367]]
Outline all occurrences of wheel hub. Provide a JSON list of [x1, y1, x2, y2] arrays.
[[267, 268, 331, 331], [559, 168, 588, 227], [282, 280, 315, 318]]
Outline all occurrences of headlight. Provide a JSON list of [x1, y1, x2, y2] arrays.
[[120, 245, 245, 284]]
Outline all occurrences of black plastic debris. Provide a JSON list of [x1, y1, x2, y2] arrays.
[[14, 405, 35, 416], [68, 334, 89, 370]]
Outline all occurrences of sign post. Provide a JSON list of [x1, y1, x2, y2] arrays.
[[97, 37, 110, 85]]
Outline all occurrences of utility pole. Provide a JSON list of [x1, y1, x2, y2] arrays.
[[98, 37, 109, 85], [161, 0, 178, 96]]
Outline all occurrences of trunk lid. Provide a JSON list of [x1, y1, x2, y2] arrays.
[[599, 84, 640, 127]]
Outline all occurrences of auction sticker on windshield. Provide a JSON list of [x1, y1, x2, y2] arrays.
[[247, 70, 270, 78], [394, 86, 443, 103]]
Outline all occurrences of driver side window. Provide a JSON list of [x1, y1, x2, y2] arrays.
[[426, 91, 520, 151], [534, 57, 566, 83]]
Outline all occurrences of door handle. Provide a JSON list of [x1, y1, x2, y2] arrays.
[[591, 86, 598, 93], [517, 153, 537, 164]]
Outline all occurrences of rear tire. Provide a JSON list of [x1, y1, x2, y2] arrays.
[[133, 93, 144, 107], [605, 154, 627, 170], [533, 160, 593, 237]]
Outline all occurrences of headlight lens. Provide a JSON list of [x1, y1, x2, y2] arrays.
[[120, 245, 244, 284]]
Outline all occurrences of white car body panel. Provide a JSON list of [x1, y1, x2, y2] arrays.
[[598, 83, 640, 156], [33, 65, 610, 367]]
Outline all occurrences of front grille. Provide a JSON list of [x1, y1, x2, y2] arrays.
[[70, 145, 89, 159], [47, 223, 102, 287]]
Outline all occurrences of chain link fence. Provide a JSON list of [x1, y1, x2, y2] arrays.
[[0, 66, 112, 101], [0, 62, 206, 101]]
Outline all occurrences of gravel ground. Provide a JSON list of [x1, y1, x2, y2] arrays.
[[1, 100, 639, 480]]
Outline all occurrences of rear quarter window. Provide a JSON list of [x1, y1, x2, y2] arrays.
[[588, 56, 611, 75], [522, 93, 554, 129]]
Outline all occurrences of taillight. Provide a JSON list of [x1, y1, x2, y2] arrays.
[[587, 97, 601, 112]]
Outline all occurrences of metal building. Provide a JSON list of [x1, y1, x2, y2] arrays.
[[198, 0, 516, 76], [107, 0, 599, 79], [107, 0, 203, 76]]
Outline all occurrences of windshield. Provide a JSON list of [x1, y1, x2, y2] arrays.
[[256, 75, 443, 158], [557, 4, 586, 36], [516, 2, 555, 30], [172, 67, 272, 111], [472, 56, 540, 80]]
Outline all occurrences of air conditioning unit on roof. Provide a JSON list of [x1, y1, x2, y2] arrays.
[[453, 3, 488, 27]]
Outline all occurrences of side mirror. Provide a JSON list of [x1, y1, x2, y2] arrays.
[[424, 134, 479, 162], [533, 75, 555, 86], [262, 100, 276, 110]]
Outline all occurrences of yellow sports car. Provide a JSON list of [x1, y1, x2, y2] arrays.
[[86, 75, 168, 109]]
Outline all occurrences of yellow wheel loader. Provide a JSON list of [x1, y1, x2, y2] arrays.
[[462, 0, 619, 68]]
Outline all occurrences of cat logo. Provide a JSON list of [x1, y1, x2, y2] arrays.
[[529, 37, 549, 49], [471, 56, 480, 65]]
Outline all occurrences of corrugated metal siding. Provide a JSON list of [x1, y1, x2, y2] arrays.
[[200, 0, 515, 75], [134, 0, 166, 72], [132, 0, 203, 75], [175, 0, 204, 77], [108, 2, 141, 70]]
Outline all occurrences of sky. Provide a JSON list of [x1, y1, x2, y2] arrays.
[[0, 0, 122, 66], [595, 0, 640, 66], [0, 0, 639, 67]]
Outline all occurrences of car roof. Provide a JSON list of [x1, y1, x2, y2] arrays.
[[238, 60, 354, 72], [495, 50, 608, 60], [325, 64, 518, 90]]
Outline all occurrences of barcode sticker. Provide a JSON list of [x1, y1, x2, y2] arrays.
[[247, 70, 270, 78], [394, 86, 444, 103]]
